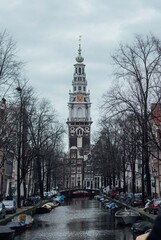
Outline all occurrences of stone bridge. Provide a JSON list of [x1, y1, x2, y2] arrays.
[[59, 189, 101, 198]]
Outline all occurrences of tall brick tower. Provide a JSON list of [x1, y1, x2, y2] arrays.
[[66, 37, 92, 189]]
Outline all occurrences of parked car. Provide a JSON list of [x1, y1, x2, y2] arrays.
[[3, 200, 16, 214], [131, 193, 143, 207], [148, 198, 161, 214], [0, 202, 6, 219]]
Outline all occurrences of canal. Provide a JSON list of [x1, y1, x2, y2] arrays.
[[15, 198, 135, 240]]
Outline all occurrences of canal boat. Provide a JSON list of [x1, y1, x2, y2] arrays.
[[136, 231, 150, 240], [115, 208, 141, 225], [35, 203, 52, 214], [12, 214, 34, 228], [46, 201, 60, 209], [6, 221, 27, 233], [105, 201, 119, 210], [0, 226, 15, 240], [131, 220, 152, 234]]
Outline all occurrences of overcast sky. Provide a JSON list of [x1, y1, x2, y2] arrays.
[[1, 0, 161, 140]]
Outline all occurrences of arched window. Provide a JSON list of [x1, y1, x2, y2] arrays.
[[76, 127, 84, 136]]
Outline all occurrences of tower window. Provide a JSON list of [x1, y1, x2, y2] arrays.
[[82, 69, 84, 74], [75, 68, 77, 73], [78, 86, 81, 91], [83, 87, 86, 91], [79, 67, 81, 75], [74, 86, 76, 91], [76, 127, 83, 136]]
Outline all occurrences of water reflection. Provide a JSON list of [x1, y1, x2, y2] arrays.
[[15, 198, 135, 240]]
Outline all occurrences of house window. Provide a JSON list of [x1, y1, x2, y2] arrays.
[[74, 86, 76, 91], [71, 152, 76, 158], [71, 167, 76, 173], [71, 159, 76, 164], [78, 86, 81, 91], [77, 167, 81, 173], [71, 176, 75, 187], [77, 176, 81, 187], [65, 176, 69, 188], [65, 167, 70, 173], [77, 160, 82, 164]]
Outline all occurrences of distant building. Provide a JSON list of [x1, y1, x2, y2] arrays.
[[150, 103, 161, 197]]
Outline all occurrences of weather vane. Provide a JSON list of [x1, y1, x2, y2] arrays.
[[79, 35, 82, 44]]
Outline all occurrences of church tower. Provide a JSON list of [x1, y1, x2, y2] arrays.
[[66, 37, 92, 189]]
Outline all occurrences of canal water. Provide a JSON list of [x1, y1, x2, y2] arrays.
[[15, 198, 135, 240]]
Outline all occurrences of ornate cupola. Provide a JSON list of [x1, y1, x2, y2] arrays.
[[67, 36, 92, 157]]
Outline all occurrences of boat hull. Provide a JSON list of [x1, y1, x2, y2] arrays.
[[35, 206, 52, 214], [115, 209, 141, 225], [0, 226, 15, 240]]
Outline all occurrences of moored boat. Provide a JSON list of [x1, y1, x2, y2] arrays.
[[35, 203, 52, 214], [131, 220, 152, 234], [115, 208, 142, 225], [0, 226, 15, 240], [136, 231, 150, 240], [46, 201, 59, 209], [6, 221, 26, 233], [12, 214, 34, 228], [54, 195, 65, 205]]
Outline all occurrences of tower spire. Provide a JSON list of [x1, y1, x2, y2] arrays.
[[76, 35, 84, 63], [78, 35, 82, 56]]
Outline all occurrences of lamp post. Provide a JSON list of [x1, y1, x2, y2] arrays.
[[16, 86, 22, 208], [153, 168, 157, 198]]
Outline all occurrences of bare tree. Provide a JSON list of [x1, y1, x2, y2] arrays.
[[0, 31, 23, 98], [28, 98, 65, 198], [101, 34, 161, 199]]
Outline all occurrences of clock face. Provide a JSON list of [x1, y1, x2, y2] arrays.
[[77, 95, 83, 102]]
